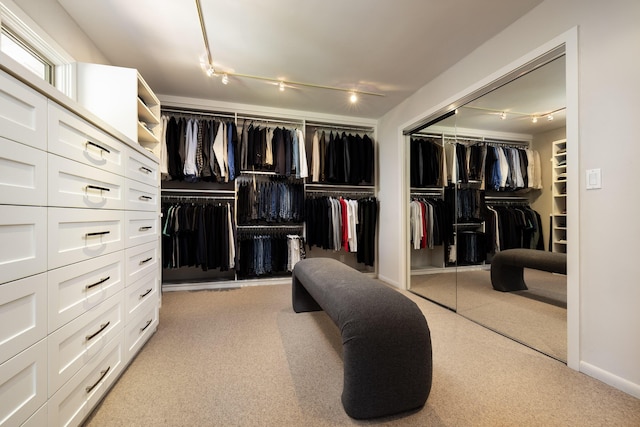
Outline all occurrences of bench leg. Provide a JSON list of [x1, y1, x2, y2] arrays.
[[491, 264, 528, 292], [292, 272, 322, 313]]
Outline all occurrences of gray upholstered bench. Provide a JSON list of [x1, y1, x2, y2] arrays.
[[491, 248, 567, 292], [292, 258, 432, 419]]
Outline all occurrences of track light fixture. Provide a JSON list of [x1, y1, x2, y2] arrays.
[[195, 0, 384, 102]]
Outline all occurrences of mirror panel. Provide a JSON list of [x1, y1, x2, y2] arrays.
[[408, 54, 567, 362]]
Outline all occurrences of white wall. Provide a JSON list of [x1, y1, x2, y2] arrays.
[[378, 0, 640, 397], [12, 0, 109, 64]]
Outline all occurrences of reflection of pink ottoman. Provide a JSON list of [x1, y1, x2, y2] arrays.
[[292, 257, 432, 419], [491, 248, 567, 292]]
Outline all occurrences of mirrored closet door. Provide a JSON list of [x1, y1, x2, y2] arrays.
[[408, 53, 568, 362]]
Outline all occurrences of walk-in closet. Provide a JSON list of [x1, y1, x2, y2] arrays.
[[158, 108, 379, 290]]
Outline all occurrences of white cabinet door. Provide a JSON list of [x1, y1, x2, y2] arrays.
[[0, 137, 47, 206], [0, 71, 47, 150], [125, 210, 159, 248], [48, 208, 124, 270], [47, 291, 124, 396], [0, 205, 47, 285], [0, 273, 47, 365], [125, 301, 158, 361], [126, 147, 159, 187], [125, 178, 158, 211], [48, 332, 124, 427], [48, 251, 126, 333], [125, 271, 158, 322], [48, 101, 125, 176], [125, 241, 158, 285], [48, 154, 125, 210], [0, 340, 47, 427]]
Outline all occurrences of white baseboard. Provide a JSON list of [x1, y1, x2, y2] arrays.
[[377, 274, 402, 289], [580, 361, 640, 399]]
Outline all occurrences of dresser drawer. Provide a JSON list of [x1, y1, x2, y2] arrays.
[[21, 401, 47, 427], [48, 331, 124, 427], [0, 274, 47, 365], [48, 291, 124, 396], [125, 241, 158, 285], [0, 71, 47, 150], [0, 137, 47, 206], [125, 210, 159, 248], [0, 339, 47, 427], [48, 154, 125, 210], [125, 301, 158, 361], [48, 251, 126, 333], [125, 178, 158, 211], [126, 147, 159, 187], [0, 205, 47, 285], [125, 271, 158, 322], [48, 101, 125, 176], [48, 208, 125, 270]]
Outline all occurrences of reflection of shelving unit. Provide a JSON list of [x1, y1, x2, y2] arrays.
[[551, 139, 567, 253]]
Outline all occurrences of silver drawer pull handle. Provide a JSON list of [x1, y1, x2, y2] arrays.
[[139, 166, 152, 174], [86, 231, 110, 237], [86, 141, 111, 154], [139, 195, 152, 200], [140, 319, 153, 333], [86, 185, 110, 192], [85, 366, 111, 393], [86, 321, 111, 341], [86, 276, 110, 290], [139, 288, 153, 299], [139, 257, 153, 265], [139, 226, 152, 231]]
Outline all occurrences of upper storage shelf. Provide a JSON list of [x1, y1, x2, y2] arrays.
[[75, 63, 161, 151]]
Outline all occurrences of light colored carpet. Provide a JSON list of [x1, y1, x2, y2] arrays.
[[84, 284, 639, 426], [411, 268, 567, 362]]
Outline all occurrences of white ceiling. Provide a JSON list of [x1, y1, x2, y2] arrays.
[[435, 55, 566, 136], [57, 0, 545, 120]]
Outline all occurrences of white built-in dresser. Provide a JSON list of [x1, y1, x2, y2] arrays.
[[0, 55, 160, 427]]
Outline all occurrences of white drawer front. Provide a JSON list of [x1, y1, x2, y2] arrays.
[[48, 101, 125, 176], [48, 208, 124, 269], [0, 137, 47, 206], [125, 179, 158, 211], [0, 339, 47, 427], [125, 241, 158, 285], [0, 274, 47, 365], [125, 302, 158, 361], [48, 331, 124, 427], [48, 251, 126, 333], [126, 147, 159, 187], [21, 401, 47, 427], [125, 210, 159, 248], [0, 205, 47, 285], [125, 271, 158, 322], [48, 154, 125, 210], [0, 71, 47, 150], [48, 291, 124, 396]]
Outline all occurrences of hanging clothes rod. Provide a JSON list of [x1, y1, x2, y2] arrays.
[[305, 184, 375, 190], [161, 107, 236, 119], [237, 224, 304, 229], [161, 188, 236, 195], [161, 195, 235, 201], [238, 116, 303, 126], [306, 122, 374, 133]]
